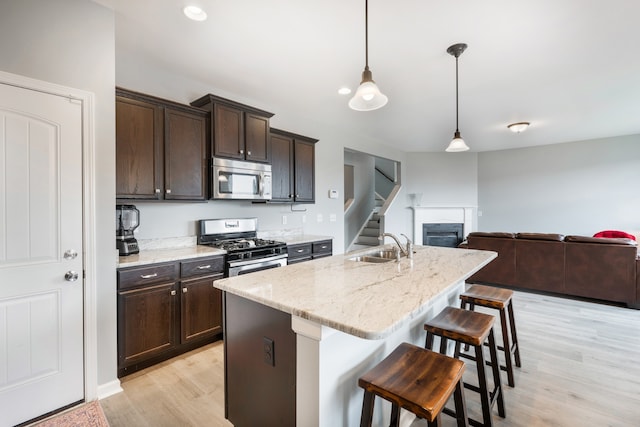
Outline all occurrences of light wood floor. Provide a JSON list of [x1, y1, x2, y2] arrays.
[[101, 291, 640, 426]]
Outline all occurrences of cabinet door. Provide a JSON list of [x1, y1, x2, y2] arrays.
[[164, 108, 207, 200], [245, 112, 270, 163], [180, 274, 223, 344], [270, 132, 294, 201], [294, 139, 315, 202], [213, 103, 244, 160], [116, 96, 163, 199], [118, 282, 178, 368]]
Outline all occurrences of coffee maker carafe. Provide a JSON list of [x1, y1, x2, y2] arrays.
[[116, 204, 140, 256]]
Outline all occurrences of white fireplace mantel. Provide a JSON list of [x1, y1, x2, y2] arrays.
[[411, 206, 476, 245]]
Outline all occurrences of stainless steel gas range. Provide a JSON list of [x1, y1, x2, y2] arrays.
[[197, 218, 288, 277]]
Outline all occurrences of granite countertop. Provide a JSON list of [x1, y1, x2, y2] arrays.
[[118, 245, 225, 268], [214, 244, 496, 340]]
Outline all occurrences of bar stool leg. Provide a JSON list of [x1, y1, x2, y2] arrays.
[[360, 391, 375, 427], [487, 330, 506, 418], [473, 341, 494, 427], [507, 300, 521, 367], [498, 306, 515, 387], [453, 378, 469, 427], [390, 404, 400, 427]]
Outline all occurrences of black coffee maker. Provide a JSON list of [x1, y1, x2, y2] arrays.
[[116, 204, 140, 256]]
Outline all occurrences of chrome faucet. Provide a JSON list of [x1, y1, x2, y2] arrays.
[[379, 233, 413, 259]]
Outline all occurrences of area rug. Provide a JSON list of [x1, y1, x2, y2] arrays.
[[34, 401, 109, 427]]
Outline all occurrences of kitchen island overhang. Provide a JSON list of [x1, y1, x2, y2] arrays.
[[215, 244, 496, 427]]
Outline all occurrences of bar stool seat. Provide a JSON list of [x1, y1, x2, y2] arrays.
[[359, 342, 469, 427], [460, 284, 521, 387], [424, 306, 505, 427]]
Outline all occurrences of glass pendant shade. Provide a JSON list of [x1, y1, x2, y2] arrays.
[[349, 68, 388, 111], [446, 131, 470, 152]]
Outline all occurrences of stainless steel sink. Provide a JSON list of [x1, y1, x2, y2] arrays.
[[348, 249, 398, 263]]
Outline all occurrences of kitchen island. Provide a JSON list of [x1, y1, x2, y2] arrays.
[[214, 244, 496, 427]]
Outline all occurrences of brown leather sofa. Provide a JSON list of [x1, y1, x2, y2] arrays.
[[460, 232, 639, 308]]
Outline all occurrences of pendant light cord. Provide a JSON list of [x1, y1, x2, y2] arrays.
[[365, 0, 369, 70], [455, 55, 459, 132]]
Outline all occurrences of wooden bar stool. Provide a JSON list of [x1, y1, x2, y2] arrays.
[[424, 306, 505, 427], [459, 284, 521, 387], [358, 342, 469, 427]]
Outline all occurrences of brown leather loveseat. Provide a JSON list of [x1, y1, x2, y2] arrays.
[[461, 232, 640, 308]]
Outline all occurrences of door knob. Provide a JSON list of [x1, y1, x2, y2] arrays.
[[65, 271, 79, 282], [64, 249, 78, 260]]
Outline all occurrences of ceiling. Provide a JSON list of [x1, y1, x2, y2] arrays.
[[97, 0, 640, 152]]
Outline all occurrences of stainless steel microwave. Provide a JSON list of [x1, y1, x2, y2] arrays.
[[211, 157, 272, 200]]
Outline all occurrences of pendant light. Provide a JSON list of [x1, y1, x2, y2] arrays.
[[445, 43, 470, 152], [349, 0, 388, 111]]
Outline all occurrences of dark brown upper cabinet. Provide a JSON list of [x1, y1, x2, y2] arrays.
[[270, 128, 318, 203], [190, 94, 274, 164], [116, 88, 208, 201]]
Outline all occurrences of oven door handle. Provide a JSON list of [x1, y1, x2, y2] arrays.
[[227, 254, 288, 269], [228, 256, 288, 276]]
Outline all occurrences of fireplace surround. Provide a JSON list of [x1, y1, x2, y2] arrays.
[[411, 206, 476, 245]]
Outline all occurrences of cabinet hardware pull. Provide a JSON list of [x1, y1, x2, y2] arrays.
[[140, 273, 158, 279], [166, 189, 171, 194], [247, 151, 251, 155], [296, 249, 304, 253], [182, 288, 188, 293], [296, 194, 299, 198], [239, 149, 244, 154], [197, 265, 211, 269], [170, 290, 176, 296], [155, 188, 161, 194]]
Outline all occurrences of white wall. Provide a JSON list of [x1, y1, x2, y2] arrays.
[[478, 135, 640, 236], [0, 0, 117, 391]]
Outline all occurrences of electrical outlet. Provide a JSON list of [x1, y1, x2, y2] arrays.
[[302, 215, 306, 223], [329, 214, 337, 222], [317, 214, 323, 223], [282, 215, 287, 225], [263, 337, 275, 366]]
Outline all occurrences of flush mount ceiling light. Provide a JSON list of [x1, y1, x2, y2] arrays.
[[445, 43, 470, 152], [348, 0, 388, 111], [508, 122, 530, 133], [183, 5, 207, 21]]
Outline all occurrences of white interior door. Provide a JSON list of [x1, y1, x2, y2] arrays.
[[0, 82, 84, 426]]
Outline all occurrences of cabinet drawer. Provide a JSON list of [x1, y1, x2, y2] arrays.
[[312, 240, 332, 255], [180, 256, 224, 278], [118, 262, 178, 290], [288, 243, 312, 260]]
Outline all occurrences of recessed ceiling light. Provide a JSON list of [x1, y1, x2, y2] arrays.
[[507, 122, 530, 133], [183, 5, 207, 21], [338, 87, 352, 95]]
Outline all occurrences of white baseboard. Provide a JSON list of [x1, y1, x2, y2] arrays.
[[97, 379, 123, 400]]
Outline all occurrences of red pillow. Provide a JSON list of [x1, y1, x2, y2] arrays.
[[593, 230, 636, 241]]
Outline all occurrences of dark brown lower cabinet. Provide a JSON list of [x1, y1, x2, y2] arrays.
[[287, 238, 333, 264], [117, 256, 224, 377], [224, 293, 296, 427], [181, 274, 223, 343], [118, 282, 178, 370]]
